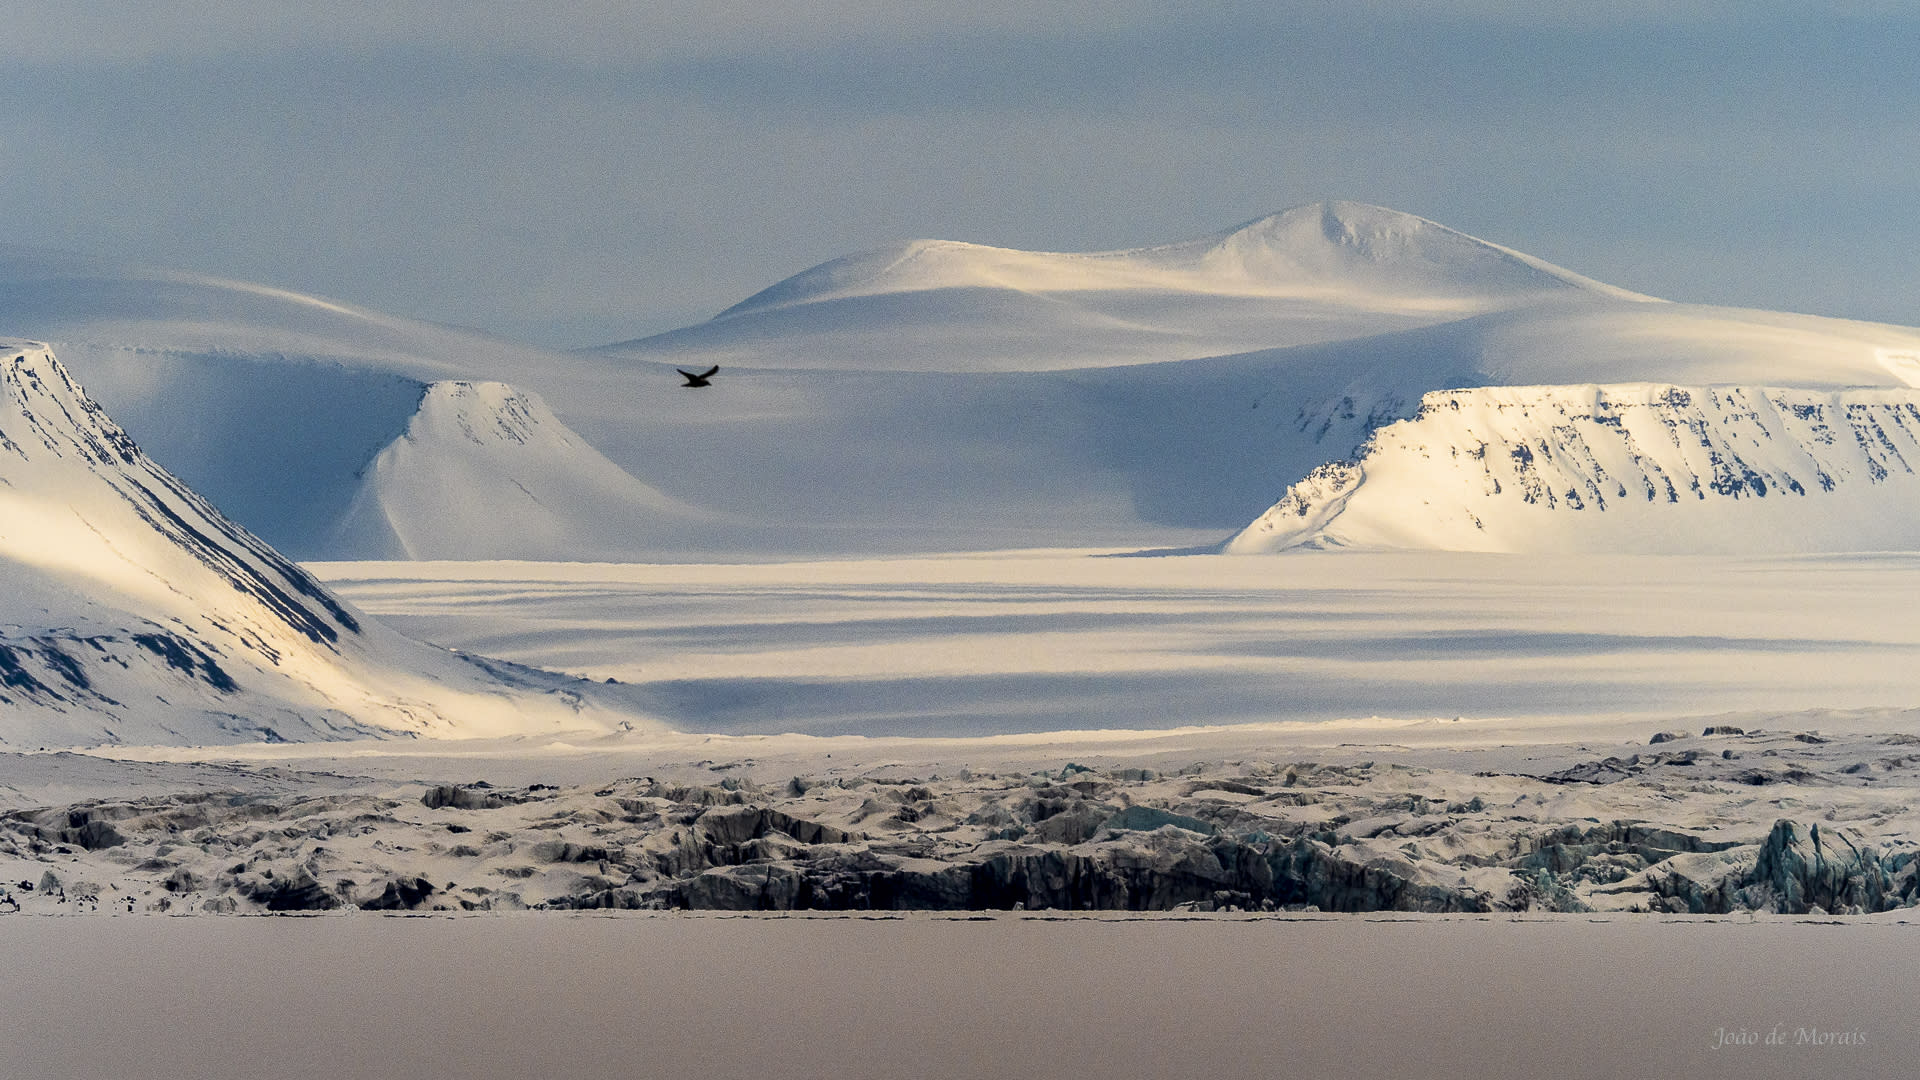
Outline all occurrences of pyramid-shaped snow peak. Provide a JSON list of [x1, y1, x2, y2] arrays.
[[328, 380, 712, 561], [0, 342, 643, 747]]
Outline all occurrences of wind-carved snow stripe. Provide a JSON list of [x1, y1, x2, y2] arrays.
[[1229, 383, 1920, 553], [1295, 392, 1409, 446], [435, 381, 543, 447], [114, 476, 358, 648]]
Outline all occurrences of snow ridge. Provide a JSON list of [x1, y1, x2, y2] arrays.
[[1230, 383, 1920, 554], [329, 380, 710, 561]]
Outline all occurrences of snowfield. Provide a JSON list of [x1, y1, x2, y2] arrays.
[[19, 165, 1920, 1080], [19, 547, 1919, 924], [313, 551, 1920, 737], [5, 202, 1920, 1078]]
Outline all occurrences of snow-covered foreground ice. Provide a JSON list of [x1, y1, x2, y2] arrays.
[[2, 914, 1910, 1080], [11, 547, 1915, 921], [315, 550, 1920, 738], [10, 730, 1920, 916]]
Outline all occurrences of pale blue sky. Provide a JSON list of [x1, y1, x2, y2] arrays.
[[2, 2, 1916, 346]]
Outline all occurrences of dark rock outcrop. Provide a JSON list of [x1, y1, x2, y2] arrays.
[[360, 876, 435, 911], [421, 785, 510, 811], [237, 867, 341, 912], [646, 828, 1489, 913]]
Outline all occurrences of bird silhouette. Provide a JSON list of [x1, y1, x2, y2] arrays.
[[677, 365, 719, 388]]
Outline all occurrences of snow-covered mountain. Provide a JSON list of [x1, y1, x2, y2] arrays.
[[577, 201, 1920, 556], [0, 244, 637, 559], [0, 341, 646, 747], [16, 203, 1920, 559], [602, 201, 1652, 374], [721, 201, 1645, 317], [329, 380, 713, 560], [1229, 383, 1920, 553]]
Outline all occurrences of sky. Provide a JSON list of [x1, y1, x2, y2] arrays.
[[3, 2, 1918, 348]]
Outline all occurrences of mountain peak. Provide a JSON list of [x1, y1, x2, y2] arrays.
[[1214, 201, 1504, 268], [700, 201, 1652, 325], [1225, 200, 1443, 247], [1163, 201, 1654, 304], [415, 380, 548, 447]]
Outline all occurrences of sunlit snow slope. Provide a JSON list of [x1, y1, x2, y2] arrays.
[[0, 342, 645, 746], [1229, 383, 1920, 553]]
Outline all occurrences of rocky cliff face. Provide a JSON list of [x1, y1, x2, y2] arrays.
[[1231, 383, 1920, 553]]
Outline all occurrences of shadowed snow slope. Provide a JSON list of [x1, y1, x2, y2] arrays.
[[602, 201, 1655, 374], [0, 342, 645, 747], [0, 253, 693, 560], [329, 381, 712, 560]]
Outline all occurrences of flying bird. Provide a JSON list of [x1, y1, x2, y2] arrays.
[[677, 365, 719, 388]]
